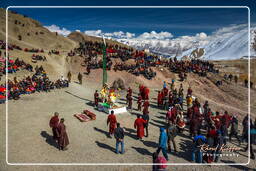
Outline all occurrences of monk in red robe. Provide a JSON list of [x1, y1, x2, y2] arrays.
[[139, 85, 145, 99], [127, 94, 133, 110], [157, 91, 162, 107], [127, 87, 132, 96], [137, 94, 142, 111], [94, 90, 99, 107], [187, 87, 193, 96], [134, 115, 147, 139], [57, 118, 69, 151], [163, 87, 168, 97], [144, 87, 150, 100], [107, 110, 117, 136], [49, 112, 59, 141], [143, 100, 150, 115]]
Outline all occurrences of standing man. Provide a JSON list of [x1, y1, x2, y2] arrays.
[[157, 127, 168, 161], [134, 115, 147, 140], [166, 121, 178, 153], [57, 118, 69, 151], [94, 90, 99, 107], [107, 110, 117, 137], [49, 112, 59, 142], [78, 72, 83, 84], [142, 112, 149, 137], [67, 71, 72, 83], [114, 123, 125, 154]]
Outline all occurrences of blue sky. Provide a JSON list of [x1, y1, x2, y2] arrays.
[[1, 0, 254, 38]]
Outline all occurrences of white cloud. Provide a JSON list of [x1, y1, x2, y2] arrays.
[[44, 24, 71, 37], [126, 32, 135, 38], [84, 30, 135, 39], [138, 31, 173, 40], [75, 29, 81, 32], [84, 30, 102, 37]]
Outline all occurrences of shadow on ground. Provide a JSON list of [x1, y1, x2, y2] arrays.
[[40, 131, 59, 149]]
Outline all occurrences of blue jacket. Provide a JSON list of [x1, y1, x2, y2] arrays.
[[159, 127, 167, 148]]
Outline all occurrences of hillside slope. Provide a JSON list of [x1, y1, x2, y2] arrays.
[[0, 8, 76, 50]]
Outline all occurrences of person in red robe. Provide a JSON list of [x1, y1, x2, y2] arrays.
[[57, 118, 69, 151], [127, 94, 133, 110], [134, 115, 147, 139], [107, 110, 117, 136], [212, 111, 222, 130], [222, 111, 232, 128], [127, 87, 132, 96], [187, 87, 193, 96], [139, 85, 145, 99], [143, 100, 150, 115], [144, 87, 150, 100], [94, 90, 99, 107], [137, 94, 142, 111], [157, 91, 162, 107], [163, 87, 168, 97], [49, 112, 59, 141]]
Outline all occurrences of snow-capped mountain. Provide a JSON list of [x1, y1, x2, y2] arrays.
[[115, 24, 256, 60]]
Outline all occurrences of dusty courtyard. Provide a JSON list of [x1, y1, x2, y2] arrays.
[[0, 78, 255, 171]]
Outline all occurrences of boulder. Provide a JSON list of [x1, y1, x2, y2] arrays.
[[111, 78, 125, 90]]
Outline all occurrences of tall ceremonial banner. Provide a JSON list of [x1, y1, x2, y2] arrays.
[[102, 37, 107, 86]]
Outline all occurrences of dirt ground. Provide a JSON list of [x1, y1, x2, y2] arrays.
[[0, 76, 255, 171]]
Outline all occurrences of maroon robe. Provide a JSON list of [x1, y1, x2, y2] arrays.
[[57, 122, 69, 149], [157, 92, 163, 106], [49, 116, 59, 140], [107, 114, 117, 134], [127, 88, 132, 96], [94, 92, 99, 106], [143, 100, 150, 115], [134, 118, 147, 138], [128, 95, 133, 109]]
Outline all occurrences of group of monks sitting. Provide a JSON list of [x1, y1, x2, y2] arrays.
[[1, 58, 33, 74], [68, 39, 219, 81], [24, 48, 44, 53], [165, 58, 218, 79], [48, 50, 60, 55], [31, 54, 47, 62], [113, 62, 157, 80], [0, 40, 22, 51], [5, 66, 68, 100]]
